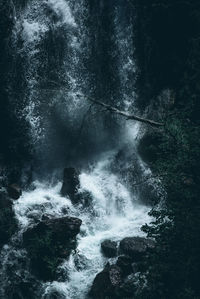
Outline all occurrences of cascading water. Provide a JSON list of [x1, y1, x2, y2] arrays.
[[0, 1, 157, 298]]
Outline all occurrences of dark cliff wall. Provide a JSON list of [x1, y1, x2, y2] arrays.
[[0, 1, 32, 181], [135, 0, 200, 109]]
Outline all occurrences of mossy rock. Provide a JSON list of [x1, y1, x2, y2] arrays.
[[23, 216, 82, 281]]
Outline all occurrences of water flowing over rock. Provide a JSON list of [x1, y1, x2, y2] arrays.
[[0, 0, 160, 298]]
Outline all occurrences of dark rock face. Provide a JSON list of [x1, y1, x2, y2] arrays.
[[0, 190, 13, 208], [7, 184, 22, 200], [119, 237, 155, 261], [90, 264, 122, 299], [0, 190, 17, 248], [117, 273, 140, 298], [101, 240, 118, 257], [116, 256, 133, 277], [23, 216, 82, 281], [61, 168, 80, 203], [90, 237, 155, 298], [7, 281, 37, 299]]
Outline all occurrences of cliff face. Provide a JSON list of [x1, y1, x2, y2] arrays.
[[0, 1, 32, 181]]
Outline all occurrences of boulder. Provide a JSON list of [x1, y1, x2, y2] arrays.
[[61, 168, 80, 203], [116, 255, 133, 277], [23, 216, 82, 281], [117, 273, 140, 298], [7, 183, 22, 200], [119, 237, 155, 261], [90, 264, 122, 299], [101, 240, 118, 258], [0, 190, 17, 248]]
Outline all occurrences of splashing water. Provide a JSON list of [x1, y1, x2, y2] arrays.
[[46, 0, 77, 27], [9, 153, 151, 298], [0, 1, 157, 298]]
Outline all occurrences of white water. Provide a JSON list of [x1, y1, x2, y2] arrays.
[[1, 1, 155, 298], [12, 152, 151, 298]]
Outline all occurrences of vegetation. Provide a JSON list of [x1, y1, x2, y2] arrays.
[[135, 0, 200, 298]]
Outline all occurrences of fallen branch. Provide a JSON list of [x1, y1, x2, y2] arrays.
[[84, 97, 164, 127]]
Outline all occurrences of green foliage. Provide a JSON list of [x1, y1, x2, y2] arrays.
[[138, 108, 200, 297], [135, 0, 200, 298], [138, 113, 200, 298]]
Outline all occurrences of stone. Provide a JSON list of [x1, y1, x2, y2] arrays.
[[7, 183, 22, 200], [116, 255, 133, 276], [90, 264, 122, 298], [101, 240, 118, 257], [61, 168, 80, 203], [23, 216, 82, 281], [117, 273, 139, 298], [119, 237, 155, 261]]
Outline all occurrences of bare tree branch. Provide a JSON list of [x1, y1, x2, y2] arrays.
[[83, 96, 164, 127]]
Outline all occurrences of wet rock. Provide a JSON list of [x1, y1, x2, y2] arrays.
[[101, 240, 118, 258], [131, 262, 140, 273], [117, 273, 140, 298], [23, 216, 82, 281], [90, 264, 122, 299], [61, 206, 69, 215], [43, 291, 66, 299], [9, 281, 36, 299], [116, 255, 133, 277], [61, 168, 80, 203], [74, 253, 89, 271], [119, 237, 155, 261], [0, 190, 17, 248], [0, 190, 13, 208], [23, 216, 82, 246], [7, 183, 22, 200]]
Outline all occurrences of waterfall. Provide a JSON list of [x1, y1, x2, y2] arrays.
[[0, 1, 156, 298]]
